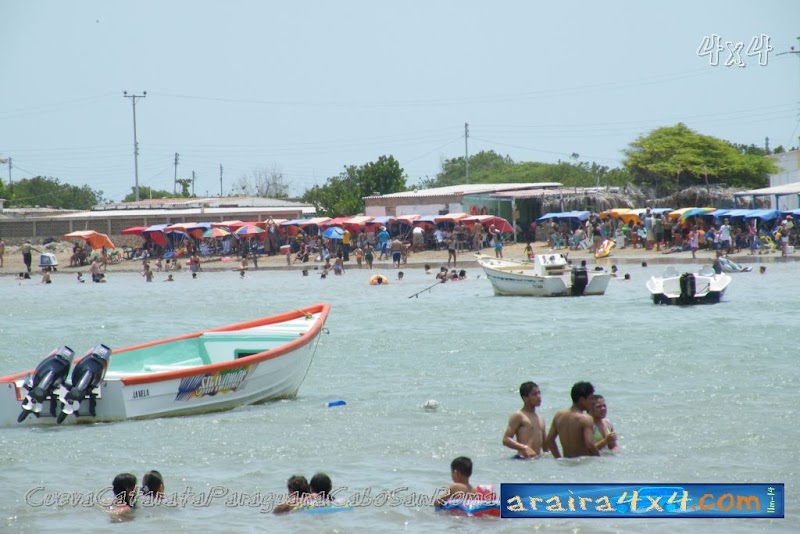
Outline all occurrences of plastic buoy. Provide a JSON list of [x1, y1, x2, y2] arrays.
[[327, 400, 346, 408], [422, 399, 439, 411]]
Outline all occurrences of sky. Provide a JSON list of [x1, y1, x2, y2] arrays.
[[1, 0, 799, 202]]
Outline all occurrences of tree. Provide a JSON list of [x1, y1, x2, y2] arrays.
[[421, 150, 512, 188], [122, 186, 175, 203], [235, 165, 290, 199], [6, 176, 104, 209], [302, 155, 407, 216], [624, 123, 778, 195]]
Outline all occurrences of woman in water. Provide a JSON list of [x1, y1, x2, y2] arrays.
[[590, 395, 619, 452]]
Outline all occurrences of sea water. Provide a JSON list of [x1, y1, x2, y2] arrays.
[[0, 260, 797, 533]]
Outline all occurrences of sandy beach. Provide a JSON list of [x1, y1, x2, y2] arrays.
[[1, 239, 794, 277]]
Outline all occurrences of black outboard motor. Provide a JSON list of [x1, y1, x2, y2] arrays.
[[678, 273, 696, 305], [57, 344, 112, 424], [571, 267, 589, 296], [18, 346, 75, 422]]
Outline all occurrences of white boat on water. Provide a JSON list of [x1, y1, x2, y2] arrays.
[[646, 266, 731, 305], [0, 304, 330, 426], [476, 253, 612, 297]]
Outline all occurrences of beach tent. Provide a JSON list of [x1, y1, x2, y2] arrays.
[[599, 208, 632, 219], [120, 226, 147, 236], [63, 230, 116, 250], [366, 216, 396, 227], [434, 212, 470, 223], [212, 220, 244, 229], [462, 215, 513, 233], [320, 216, 351, 229], [342, 215, 373, 235], [537, 210, 590, 222], [747, 209, 780, 221]]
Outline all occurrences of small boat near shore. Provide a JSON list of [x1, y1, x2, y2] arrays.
[[476, 253, 612, 297], [0, 304, 330, 426], [646, 267, 731, 305]]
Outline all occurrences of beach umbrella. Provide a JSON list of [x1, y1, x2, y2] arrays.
[[63, 230, 116, 250], [235, 225, 265, 236], [202, 227, 231, 238], [680, 207, 716, 221], [120, 226, 147, 236], [323, 227, 344, 239]]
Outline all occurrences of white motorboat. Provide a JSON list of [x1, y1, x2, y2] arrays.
[[476, 253, 611, 297], [646, 266, 731, 305], [0, 304, 330, 426]]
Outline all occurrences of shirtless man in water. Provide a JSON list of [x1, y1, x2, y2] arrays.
[[545, 381, 599, 458], [503, 382, 547, 458]]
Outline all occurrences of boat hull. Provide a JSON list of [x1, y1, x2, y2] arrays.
[[646, 272, 731, 305], [0, 304, 329, 426]]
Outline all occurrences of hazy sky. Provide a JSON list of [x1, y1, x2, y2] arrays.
[[1, 1, 798, 201]]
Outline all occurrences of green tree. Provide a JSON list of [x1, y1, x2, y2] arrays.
[[6, 176, 103, 209], [122, 186, 176, 202], [302, 155, 407, 216], [624, 123, 777, 195]]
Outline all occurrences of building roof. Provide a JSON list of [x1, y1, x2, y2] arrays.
[[47, 205, 315, 220], [364, 183, 561, 200], [96, 196, 311, 211], [735, 181, 800, 196]]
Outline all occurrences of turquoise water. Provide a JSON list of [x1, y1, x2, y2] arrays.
[[0, 259, 797, 533]]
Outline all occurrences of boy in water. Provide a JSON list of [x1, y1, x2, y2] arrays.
[[273, 475, 312, 514], [545, 381, 600, 458], [503, 382, 547, 458], [434, 457, 476, 507], [110, 473, 137, 518]]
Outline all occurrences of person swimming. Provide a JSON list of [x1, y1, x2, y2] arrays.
[[140, 470, 164, 503], [109, 473, 137, 519]]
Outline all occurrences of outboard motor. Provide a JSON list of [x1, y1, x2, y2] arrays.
[[571, 267, 589, 296], [57, 344, 112, 424], [678, 273, 696, 305], [18, 346, 75, 422]]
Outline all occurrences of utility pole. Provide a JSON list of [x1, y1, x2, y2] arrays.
[[464, 122, 470, 184], [123, 91, 146, 201], [192, 170, 196, 197], [219, 164, 223, 196], [173, 153, 179, 194], [7, 157, 10, 186]]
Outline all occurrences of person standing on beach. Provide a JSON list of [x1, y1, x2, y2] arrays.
[[0, 237, 5, 267], [342, 228, 351, 261], [689, 226, 699, 259], [503, 382, 547, 458], [545, 381, 599, 458], [447, 237, 456, 266], [21, 239, 39, 273]]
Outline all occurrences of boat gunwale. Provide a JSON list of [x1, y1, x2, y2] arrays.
[[0, 303, 330, 387]]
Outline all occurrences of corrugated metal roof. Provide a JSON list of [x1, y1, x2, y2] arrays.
[[96, 196, 311, 210], [483, 187, 602, 199], [46, 206, 313, 220], [365, 183, 561, 199], [736, 181, 800, 196]]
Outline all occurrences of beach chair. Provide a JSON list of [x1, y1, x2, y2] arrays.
[[579, 237, 593, 250]]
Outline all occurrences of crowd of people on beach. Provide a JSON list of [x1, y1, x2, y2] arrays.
[[545, 209, 798, 257]]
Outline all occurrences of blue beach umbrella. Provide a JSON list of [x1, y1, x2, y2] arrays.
[[323, 227, 344, 239]]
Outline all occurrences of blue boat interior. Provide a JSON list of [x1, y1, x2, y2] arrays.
[[106, 333, 300, 375]]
